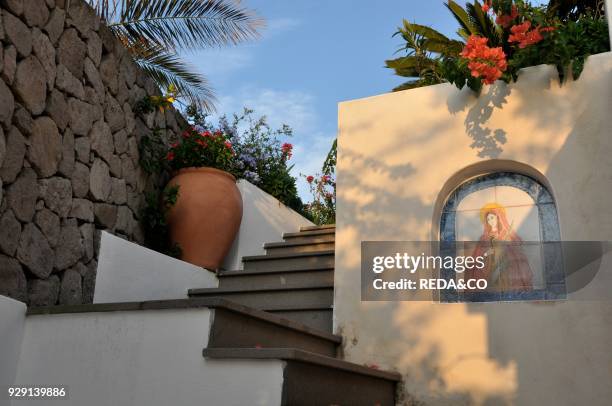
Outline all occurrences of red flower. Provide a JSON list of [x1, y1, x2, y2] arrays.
[[281, 143, 293, 159], [482, 0, 491, 13], [214, 130, 223, 137], [321, 175, 330, 183], [181, 130, 191, 139], [224, 141, 232, 149], [202, 130, 212, 138], [460, 35, 507, 84], [495, 5, 519, 28], [306, 175, 314, 184], [171, 142, 179, 148], [508, 21, 547, 48], [166, 152, 175, 161], [195, 138, 207, 147]]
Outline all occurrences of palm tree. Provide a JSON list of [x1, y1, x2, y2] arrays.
[[87, 0, 264, 111], [385, 20, 463, 91]]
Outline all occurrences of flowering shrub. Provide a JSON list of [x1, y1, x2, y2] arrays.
[[187, 106, 305, 212], [166, 127, 235, 173], [388, 0, 609, 93], [460, 35, 508, 84], [302, 140, 337, 225], [303, 173, 336, 225]]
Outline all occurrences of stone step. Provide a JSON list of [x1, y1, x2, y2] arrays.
[[299, 224, 336, 232], [202, 348, 400, 406], [267, 307, 333, 333], [242, 250, 335, 272], [206, 300, 340, 358], [264, 240, 335, 255], [188, 282, 334, 310], [28, 298, 341, 358], [283, 228, 335, 244], [217, 267, 334, 290]]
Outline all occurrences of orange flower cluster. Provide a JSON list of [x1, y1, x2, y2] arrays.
[[509, 21, 553, 48], [460, 35, 507, 84]]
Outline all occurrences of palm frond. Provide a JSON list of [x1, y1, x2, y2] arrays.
[[422, 38, 464, 56], [103, 0, 263, 51], [445, 0, 478, 37], [128, 41, 216, 111], [402, 21, 452, 42], [466, 1, 501, 45]]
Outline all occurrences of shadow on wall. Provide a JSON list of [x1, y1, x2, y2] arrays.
[[466, 55, 612, 406], [448, 64, 575, 159], [336, 54, 612, 405], [222, 180, 313, 270], [335, 147, 497, 404]]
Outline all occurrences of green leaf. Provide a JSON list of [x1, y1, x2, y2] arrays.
[[445, 0, 478, 37], [129, 42, 216, 111], [101, 0, 264, 51]]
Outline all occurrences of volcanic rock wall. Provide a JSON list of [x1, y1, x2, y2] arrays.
[[0, 0, 184, 306]]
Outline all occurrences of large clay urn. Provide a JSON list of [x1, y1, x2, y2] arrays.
[[166, 167, 243, 270]]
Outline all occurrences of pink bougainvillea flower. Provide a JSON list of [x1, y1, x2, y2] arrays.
[[306, 175, 314, 183], [460, 35, 507, 84]]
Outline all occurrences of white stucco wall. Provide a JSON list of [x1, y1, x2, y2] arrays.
[[223, 180, 314, 270], [94, 232, 218, 303], [0, 296, 26, 406], [13, 308, 284, 406], [336, 52, 612, 405]]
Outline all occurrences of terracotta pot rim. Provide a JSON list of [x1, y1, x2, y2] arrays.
[[172, 166, 236, 182]]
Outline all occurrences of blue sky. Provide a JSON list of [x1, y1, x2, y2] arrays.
[[185, 1, 463, 199]]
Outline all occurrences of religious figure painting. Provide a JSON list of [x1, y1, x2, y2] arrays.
[[466, 202, 534, 292]]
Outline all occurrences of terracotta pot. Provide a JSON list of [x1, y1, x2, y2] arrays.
[[166, 167, 243, 270]]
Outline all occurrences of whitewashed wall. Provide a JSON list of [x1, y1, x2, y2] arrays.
[[336, 52, 612, 405], [223, 180, 314, 270], [13, 309, 284, 406], [94, 232, 218, 303], [0, 296, 26, 406]]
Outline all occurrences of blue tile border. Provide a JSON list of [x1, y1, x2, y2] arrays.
[[439, 172, 566, 302]]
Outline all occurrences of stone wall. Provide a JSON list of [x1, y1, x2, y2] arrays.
[[0, 0, 184, 306]]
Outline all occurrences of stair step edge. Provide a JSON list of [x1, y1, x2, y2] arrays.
[[300, 224, 336, 232], [189, 282, 334, 296], [202, 348, 401, 382], [264, 240, 334, 249], [219, 266, 334, 277], [242, 250, 335, 262], [27, 298, 341, 344], [283, 229, 336, 239]]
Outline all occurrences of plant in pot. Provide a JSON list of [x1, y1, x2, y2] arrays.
[[165, 127, 242, 270]]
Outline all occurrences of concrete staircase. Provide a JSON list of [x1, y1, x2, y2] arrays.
[[15, 225, 401, 405], [189, 224, 336, 333], [189, 224, 400, 404]]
